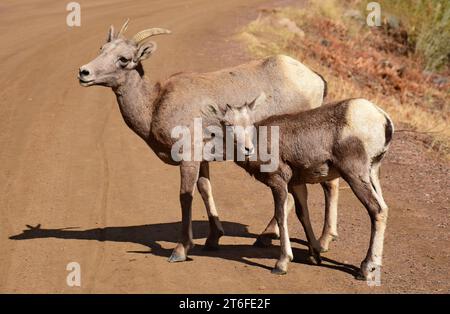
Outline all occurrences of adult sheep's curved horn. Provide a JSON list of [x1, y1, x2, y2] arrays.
[[132, 28, 172, 44], [117, 18, 130, 37]]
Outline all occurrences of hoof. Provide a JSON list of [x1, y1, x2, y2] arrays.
[[319, 241, 330, 253], [307, 254, 322, 265], [265, 232, 280, 240], [203, 238, 220, 251], [355, 272, 366, 281], [271, 267, 287, 275], [358, 261, 381, 282], [168, 251, 187, 263], [253, 236, 273, 248], [319, 235, 338, 253]]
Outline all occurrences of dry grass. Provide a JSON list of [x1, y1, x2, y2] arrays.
[[238, 1, 450, 156]]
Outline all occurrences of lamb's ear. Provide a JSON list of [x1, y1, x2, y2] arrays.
[[106, 25, 115, 42], [136, 41, 157, 62], [248, 92, 266, 111]]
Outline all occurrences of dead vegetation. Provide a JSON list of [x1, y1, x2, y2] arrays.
[[238, 0, 449, 156]]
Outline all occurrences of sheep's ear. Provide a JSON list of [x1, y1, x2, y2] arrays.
[[203, 104, 224, 119], [248, 92, 266, 111], [136, 41, 157, 62], [106, 25, 115, 42]]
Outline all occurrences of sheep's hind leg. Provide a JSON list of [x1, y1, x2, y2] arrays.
[[197, 162, 224, 250], [168, 161, 200, 263], [254, 193, 294, 248], [290, 184, 322, 265], [318, 178, 340, 252]]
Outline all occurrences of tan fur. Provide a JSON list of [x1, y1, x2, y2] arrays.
[[219, 98, 394, 279], [78, 23, 333, 268], [341, 99, 389, 159]]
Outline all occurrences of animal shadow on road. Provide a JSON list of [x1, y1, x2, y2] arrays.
[[9, 221, 359, 277]]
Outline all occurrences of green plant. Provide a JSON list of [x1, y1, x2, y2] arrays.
[[363, 0, 450, 71]]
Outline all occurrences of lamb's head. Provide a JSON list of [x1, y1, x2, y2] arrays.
[[78, 19, 171, 88], [215, 97, 260, 157]]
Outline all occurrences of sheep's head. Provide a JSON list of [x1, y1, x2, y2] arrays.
[[78, 19, 171, 88]]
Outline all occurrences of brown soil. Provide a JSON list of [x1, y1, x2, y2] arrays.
[[0, 0, 448, 293]]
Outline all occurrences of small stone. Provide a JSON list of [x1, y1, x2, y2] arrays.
[[320, 39, 330, 47]]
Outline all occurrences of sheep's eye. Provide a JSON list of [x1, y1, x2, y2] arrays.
[[119, 57, 129, 63]]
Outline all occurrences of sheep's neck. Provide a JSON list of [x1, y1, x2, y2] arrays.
[[113, 69, 158, 141]]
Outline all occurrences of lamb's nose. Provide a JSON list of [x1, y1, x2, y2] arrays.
[[79, 67, 90, 77], [244, 147, 254, 155]]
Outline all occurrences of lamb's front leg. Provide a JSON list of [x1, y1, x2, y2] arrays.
[[168, 161, 200, 263], [290, 184, 322, 265], [270, 178, 294, 275]]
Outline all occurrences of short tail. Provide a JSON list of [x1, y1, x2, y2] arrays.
[[372, 105, 394, 165], [383, 113, 394, 147], [313, 70, 328, 100], [373, 104, 394, 148]]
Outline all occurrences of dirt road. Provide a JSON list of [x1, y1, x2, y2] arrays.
[[0, 0, 448, 293]]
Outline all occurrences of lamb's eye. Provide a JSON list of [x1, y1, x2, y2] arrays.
[[119, 57, 129, 63]]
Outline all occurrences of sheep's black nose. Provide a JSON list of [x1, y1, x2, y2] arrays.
[[79, 68, 90, 77]]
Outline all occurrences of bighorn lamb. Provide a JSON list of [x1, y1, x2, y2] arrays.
[[213, 98, 394, 279], [78, 20, 338, 263]]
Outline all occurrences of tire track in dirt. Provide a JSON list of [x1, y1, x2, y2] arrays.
[[88, 103, 112, 293]]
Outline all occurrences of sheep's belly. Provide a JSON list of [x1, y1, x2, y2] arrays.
[[295, 163, 340, 184]]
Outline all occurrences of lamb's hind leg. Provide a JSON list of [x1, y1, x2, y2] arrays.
[[343, 170, 388, 282], [197, 162, 224, 250], [319, 178, 339, 252], [254, 194, 294, 248], [370, 162, 388, 210]]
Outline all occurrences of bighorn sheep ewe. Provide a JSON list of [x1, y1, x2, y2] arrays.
[[78, 20, 338, 263], [213, 98, 394, 279]]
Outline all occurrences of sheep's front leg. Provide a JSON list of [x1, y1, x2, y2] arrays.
[[168, 161, 200, 263], [319, 178, 339, 252], [197, 162, 224, 250], [270, 179, 294, 275], [254, 194, 294, 248]]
